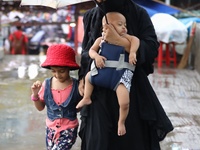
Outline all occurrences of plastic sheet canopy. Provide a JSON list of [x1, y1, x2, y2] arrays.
[[151, 13, 188, 44]]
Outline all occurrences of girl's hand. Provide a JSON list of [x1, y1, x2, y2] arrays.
[[31, 80, 42, 96]]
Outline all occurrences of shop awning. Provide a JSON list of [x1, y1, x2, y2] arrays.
[[133, 0, 181, 16]]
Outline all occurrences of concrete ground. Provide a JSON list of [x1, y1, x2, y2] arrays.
[[150, 68, 200, 150], [0, 55, 200, 150]]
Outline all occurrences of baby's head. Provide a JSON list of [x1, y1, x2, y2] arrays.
[[102, 12, 127, 36]]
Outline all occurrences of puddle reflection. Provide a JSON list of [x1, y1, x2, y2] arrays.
[[0, 55, 78, 150]]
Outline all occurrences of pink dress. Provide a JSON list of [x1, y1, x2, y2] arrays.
[[38, 81, 79, 142]]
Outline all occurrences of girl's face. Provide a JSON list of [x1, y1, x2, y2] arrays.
[[50, 67, 70, 83]]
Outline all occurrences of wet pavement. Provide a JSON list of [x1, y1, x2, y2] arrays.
[[150, 68, 200, 150], [0, 55, 200, 150]]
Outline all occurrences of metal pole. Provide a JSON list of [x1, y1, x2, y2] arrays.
[[0, 0, 2, 36], [0, 0, 3, 49], [165, 0, 170, 5]]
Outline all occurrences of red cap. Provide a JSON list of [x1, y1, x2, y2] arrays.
[[41, 44, 80, 70]]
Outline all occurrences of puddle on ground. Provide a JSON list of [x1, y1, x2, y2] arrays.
[[0, 55, 79, 150]]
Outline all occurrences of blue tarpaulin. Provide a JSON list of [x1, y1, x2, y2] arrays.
[[179, 17, 200, 33], [179, 17, 200, 26], [133, 0, 181, 16]]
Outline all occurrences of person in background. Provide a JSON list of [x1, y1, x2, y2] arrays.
[[9, 25, 28, 55], [76, 12, 139, 136], [78, 0, 174, 150], [31, 44, 81, 150]]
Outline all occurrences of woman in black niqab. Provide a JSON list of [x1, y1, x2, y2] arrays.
[[78, 0, 174, 150]]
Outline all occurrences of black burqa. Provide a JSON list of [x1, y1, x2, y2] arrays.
[[78, 0, 174, 150]]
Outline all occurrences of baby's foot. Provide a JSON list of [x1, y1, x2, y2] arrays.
[[118, 122, 126, 136], [76, 98, 92, 109]]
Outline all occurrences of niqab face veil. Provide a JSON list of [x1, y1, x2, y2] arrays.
[[93, 0, 128, 24], [102, 0, 127, 12]]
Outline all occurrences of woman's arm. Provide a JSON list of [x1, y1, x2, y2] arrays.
[[131, 8, 159, 75], [78, 8, 102, 80]]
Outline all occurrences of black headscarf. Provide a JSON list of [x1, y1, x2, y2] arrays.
[[94, 0, 128, 14], [103, 0, 128, 12]]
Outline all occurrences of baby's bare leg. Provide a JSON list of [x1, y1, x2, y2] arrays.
[[76, 72, 93, 109], [116, 83, 130, 136]]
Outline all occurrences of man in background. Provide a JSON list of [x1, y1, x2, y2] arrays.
[[9, 25, 28, 55]]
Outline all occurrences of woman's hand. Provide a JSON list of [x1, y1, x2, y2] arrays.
[[102, 23, 120, 44], [103, 24, 130, 51]]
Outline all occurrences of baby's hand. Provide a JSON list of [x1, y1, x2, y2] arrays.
[[95, 55, 107, 69], [129, 52, 137, 65], [31, 80, 42, 95]]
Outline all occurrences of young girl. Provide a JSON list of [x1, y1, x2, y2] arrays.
[[31, 44, 81, 150]]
